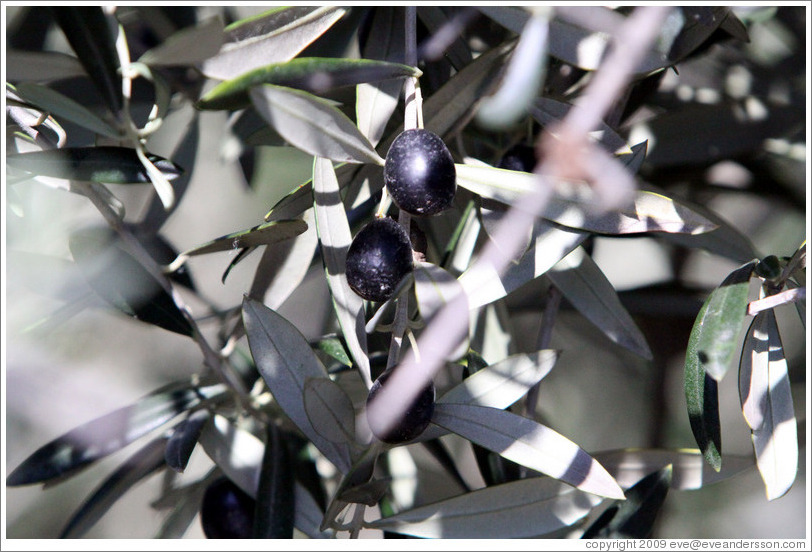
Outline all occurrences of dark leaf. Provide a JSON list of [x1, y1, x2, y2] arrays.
[[50, 7, 123, 116], [684, 364, 723, 472], [253, 424, 295, 538], [7, 380, 224, 486], [60, 436, 168, 538], [165, 409, 211, 473], [6, 147, 183, 184], [197, 57, 420, 111], [180, 219, 307, 257]]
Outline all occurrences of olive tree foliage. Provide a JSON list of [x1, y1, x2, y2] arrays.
[[4, 5, 807, 540]]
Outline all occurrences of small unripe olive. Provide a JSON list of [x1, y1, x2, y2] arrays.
[[384, 129, 456, 216], [497, 144, 537, 173], [346, 217, 413, 302], [366, 368, 435, 444], [200, 476, 255, 539]]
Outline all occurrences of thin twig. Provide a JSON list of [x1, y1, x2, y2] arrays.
[[748, 287, 806, 316]]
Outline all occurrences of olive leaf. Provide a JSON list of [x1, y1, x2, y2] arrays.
[[432, 403, 625, 499], [165, 409, 211, 473], [366, 476, 602, 538], [138, 16, 224, 67], [5, 50, 86, 82], [242, 296, 353, 473], [6, 147, 183, 184], [6, 380, 224, 486], [179, 219, 307, 257], [253, 424, 295, 538], [250, 85, 384, 165], [303, 378, 357, 446], [414, 262, 469, 360], [198, 57, 420, 111], [201, 6, 348, 80]]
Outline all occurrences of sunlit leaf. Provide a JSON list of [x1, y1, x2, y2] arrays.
[[6, 147, 183, 184], [50, 7, 123, 116], [594, 449, 754, 491], [313, 157, 372, 387], [250, 85, 384, 165], [60, 436, 168, 538], [242, 297, 352, 473], [366, 476, 601, 538], [315, 335, 352, 368], [201, 6, 347, 80], [180, 219, 307, 257], [198, 57, 419, 111], [165, 409, 211, 473], [6, 380, 224, 486], [138, 16, 224, 67], [13, 82, 121, 138], [432, 404, 625, 499], [548, 247, 653, 360], [739, 311, 798, 500]]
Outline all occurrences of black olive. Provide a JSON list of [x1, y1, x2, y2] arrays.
[[366, 368, 435, 444], [497, 144, 537, 173], [346, 217, 413, 302], [200, 477, 255, 539], [384, 129, 456, 216]]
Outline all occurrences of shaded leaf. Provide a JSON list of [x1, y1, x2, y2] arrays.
[[684, 363, 723, 472], [366, 476, 601, 538], [60, 437, 168, 538], [303, 378, 356, 445], [250, 85, 384, 165], [198, 57, 420, 111], [155, 472, 218, 538], [165, 409, 211, 473], [202, 6, 347, 80], [432, 404, 625, 499], [50, 7, 123, 116], [582, 465, 672, 539], [6, 147, 183, 184], [530, 97, 630, 153], [740, 311, 798, 500], [138, 16, 224, 67], [253, 424, 295, 538], [312, 157, 372, 387], [548, 247, 653, 360], [460, 220, 586, 309], [439, 350, 559, 407], [180, 219, 307, 257], [6, 380, 224, 486], [68, 227, 193, 336], [5, 50, 86, 82], [321, 447, 379, 531], [242, 297, 352, 472], [688, 260, 757, 381], [594, 449, 754, 491], [13, 82, 121, 138]]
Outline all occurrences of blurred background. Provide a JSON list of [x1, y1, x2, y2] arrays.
[[4, 4, 808, 540]]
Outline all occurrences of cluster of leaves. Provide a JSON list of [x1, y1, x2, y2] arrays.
[[5, 5, 806, 539]]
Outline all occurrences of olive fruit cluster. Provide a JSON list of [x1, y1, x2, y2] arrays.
[[200, 477, 255, 539], [346, 216, 413, 303], [384, 129, 456, 216], [366, 368, 436, 444]]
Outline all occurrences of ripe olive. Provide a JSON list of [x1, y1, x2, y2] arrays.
[[384, 129, 456, 216], [346, 217, 413, 302], [366, 368, 435, 444], [497, 144, 537, 173], [200, 476, 255, 539]]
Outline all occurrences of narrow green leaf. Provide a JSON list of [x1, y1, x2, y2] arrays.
[[438, 350, 559, 407], [202, 6, 347, 80], [366, 476, 601, 538], [181, 219, 307, 257], [251, 85, 384, 165], [60, 436, 168, 538], [242, 297, 352, 473], [198, 57, 420, 111], [315, 335, 352, 367], [303, 378, 357, 445], [548, 247, 653, 360], [740, 311, 798, 500], [14, 82, 121, 138], [582, 465, 672, 539], [138, 16, 224, 67], [165, 409, 211, 473], [684, 355, 723, 472], [313, 157, 372, 387], [6, 380, 224, 486], [594, 448, 754, 490], [253, 424, 295, 538], [50, 7, 123, 116], [433, 404, 625, 499], [6, 147, 183, 184], [689, 260, 757, 381]]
